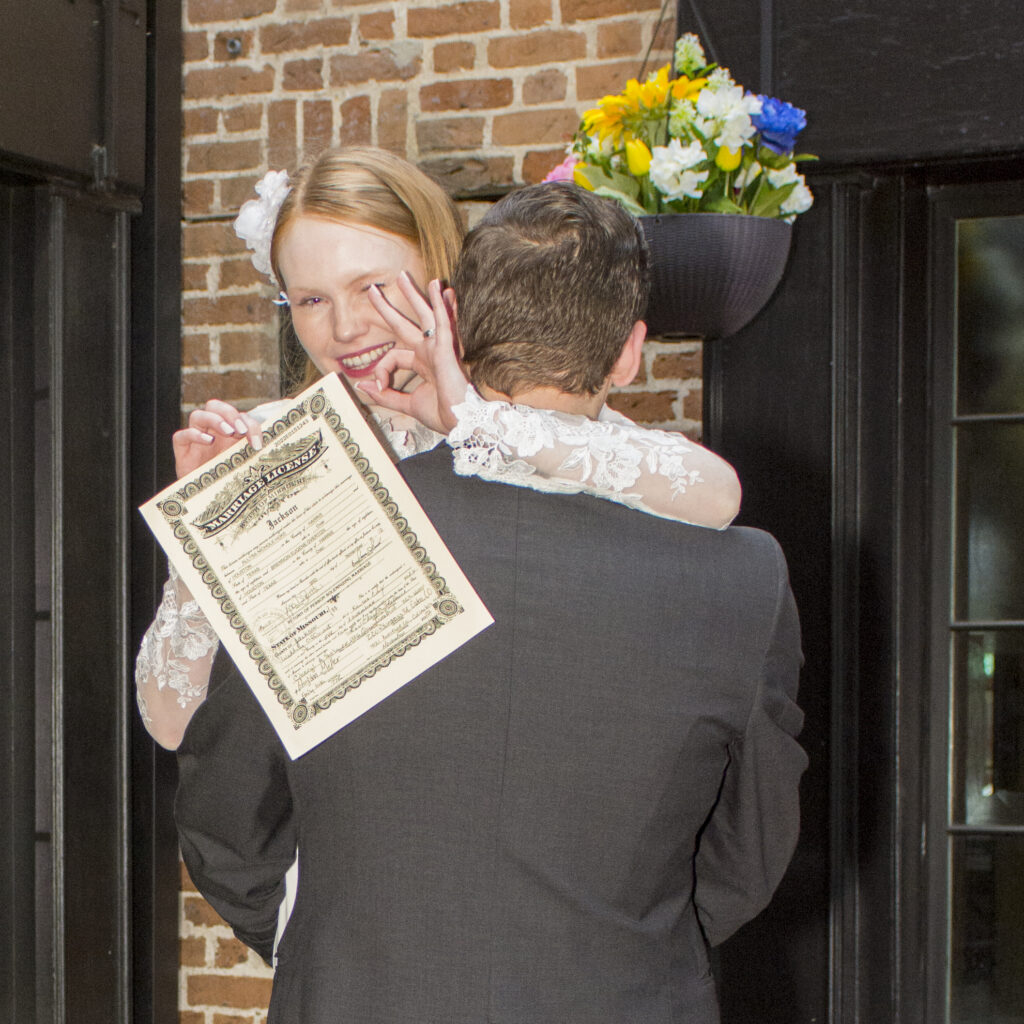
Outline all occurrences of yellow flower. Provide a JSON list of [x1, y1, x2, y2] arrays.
[[672, 76, 707, 102], [625, 138, 652, 176], [573, 164, 596, 190], [715, 146, 742, 171]]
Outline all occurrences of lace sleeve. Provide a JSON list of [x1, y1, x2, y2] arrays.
[[447, 387, 741, 528], [135, 564, 220, 749]]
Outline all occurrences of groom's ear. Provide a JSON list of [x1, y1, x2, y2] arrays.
[[607, 320, 647, 388]]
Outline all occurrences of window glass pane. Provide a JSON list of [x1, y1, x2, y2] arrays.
[[954, 423, 1024, 621], [952, 631, 1024, 826], [950, 834, 1024, 1024], [957, 216, 1024, 416]]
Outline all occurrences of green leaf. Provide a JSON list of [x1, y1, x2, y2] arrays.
[[750, 183, 794, 218], [702, 196, 745, 214], [575, 163, 641, 201], [793, 153, 818, 163], [593, 186, 649, 216]]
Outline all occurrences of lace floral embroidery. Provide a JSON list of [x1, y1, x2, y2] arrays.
[[447, 387, 705, 518], [134, 566, 219, 727]]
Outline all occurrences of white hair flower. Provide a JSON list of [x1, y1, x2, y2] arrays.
[[233, 169, 291, 284], [674, 33, 706, 76]]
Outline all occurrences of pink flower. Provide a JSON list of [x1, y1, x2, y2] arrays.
[[542, 155, 579, 182]]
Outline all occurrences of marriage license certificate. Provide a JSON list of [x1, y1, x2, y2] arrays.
[[140, 373, 492, 758]]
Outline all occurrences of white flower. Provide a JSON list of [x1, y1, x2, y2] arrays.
[[233, 169, 291, 284], [674, 33, 706, 76], [696, 83, 761, 150], [649, 138, 710, 201], [781, 180, 814, 216], [766, 163, 801, 188], [707, 67, 737, 91]]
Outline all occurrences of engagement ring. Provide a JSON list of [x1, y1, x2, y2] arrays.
[[422, 327, 435, 338]]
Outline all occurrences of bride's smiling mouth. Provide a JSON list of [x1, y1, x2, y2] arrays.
[[338, 341, 395, 377]]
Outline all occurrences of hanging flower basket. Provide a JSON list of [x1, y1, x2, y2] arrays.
[[639, 212, 792, 340]]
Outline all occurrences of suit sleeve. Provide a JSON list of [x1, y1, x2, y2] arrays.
[[174, 654, 296, 964], [693, 539, 807, 947]]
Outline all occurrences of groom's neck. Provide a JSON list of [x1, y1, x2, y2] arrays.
[[476, 381, 607, 420]]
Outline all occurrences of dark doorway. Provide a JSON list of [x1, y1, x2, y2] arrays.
[[0, 2, 181, 1021]]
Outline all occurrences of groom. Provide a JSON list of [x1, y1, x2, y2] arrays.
[[176, 182, 806, 1023]]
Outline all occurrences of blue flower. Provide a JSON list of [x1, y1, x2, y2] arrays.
[[752, 96, 807, 153]]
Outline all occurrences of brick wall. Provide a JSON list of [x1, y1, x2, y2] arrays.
[[178, 1, 704, 1019]]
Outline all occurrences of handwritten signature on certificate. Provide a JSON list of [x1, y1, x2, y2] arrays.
[[140, 374, 493, 758]]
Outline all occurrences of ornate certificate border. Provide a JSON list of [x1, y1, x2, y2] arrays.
[[141, 374, 492, 757]]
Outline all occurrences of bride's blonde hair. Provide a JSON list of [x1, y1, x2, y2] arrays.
[[270, 146, 464, 391]]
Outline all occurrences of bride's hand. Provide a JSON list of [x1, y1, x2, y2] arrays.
[[171, 399, 263, 479], [361, 273, 468, 434]]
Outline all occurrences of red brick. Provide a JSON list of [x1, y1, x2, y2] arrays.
[[285, 0, 321, 9], [416, 117, 484, 153], [522, 147, 569, 183], [183, 221, 244, 259], [185, 64, 275, 101], [186, 974, 274, 1010], [182, 893, 228, 929], [358, 10, 395, 40], [215, 937, 253, 968], [420, 78, 513, 112], [184, 106, 219, 136], [606, 390, 677, 423], [575, 60, 642, 100], [330, 49, 421, 86], [219, 330, 277, 364], [510, 0, 552, 29], [183, 332, 211, 366], [187, 0, 276, 23], [222, 103, 262, 133], [221, 174, 261, 212], [283, 58, 324, 92], [378, 90, 408, 154], [187, 139, 262, 174], [487, 30, 586, 68], [421, 156, 514, 195], [183, 370, 279, 406], [433, 40, 475, 73], [220, 258, 263, 289], [182, 263, 211, 291], [651, 17, 675, 54], [179, 1012, 205, 1024], [183, 31, 209, 62], [214, 29, 254, 61], [180, 936, 207, 968], [523, 68, 567, 104], [492, 108, 578, 146], [561, 0, 658, 20], [597, 19, 643, 57], [682, 386, 703, 421], [408, 2, 500, 37], [304, 99, 333, 154], [652, 350, 702, 379], [184, 294, 269, 326], [339, 95, 372, 147], [183, 179, 215, 217], [268, 100, 298, 170], [259, 18, 352, 53]]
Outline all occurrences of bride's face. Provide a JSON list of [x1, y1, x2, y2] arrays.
[[276, 214, 426, 390]]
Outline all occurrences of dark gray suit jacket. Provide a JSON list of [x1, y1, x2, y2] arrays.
[[176, 445, 806, 1024]]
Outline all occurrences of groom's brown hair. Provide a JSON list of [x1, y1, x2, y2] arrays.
[[453, 182, 650, 397]]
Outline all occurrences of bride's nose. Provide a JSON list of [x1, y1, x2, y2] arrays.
[[330, 297, 371, 342]]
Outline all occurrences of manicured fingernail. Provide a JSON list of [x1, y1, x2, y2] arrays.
[[252, 434, 263, 451], [199, 432, 214, 443], [218, 421, 235, 435], [235, 418, 247, 433]]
